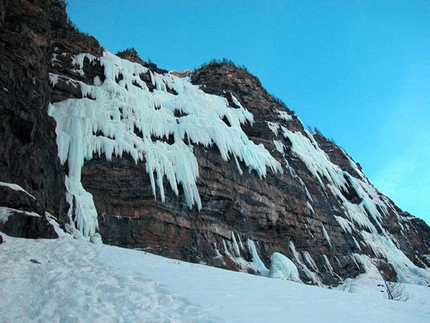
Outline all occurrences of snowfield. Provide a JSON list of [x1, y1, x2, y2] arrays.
[[1, 233, 429, 323]]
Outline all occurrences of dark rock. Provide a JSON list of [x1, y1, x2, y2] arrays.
[[0, 0, 71, 230], [0, 208, 58, 239], [0, 181, 58, 239], [0, 0, 104, 239], [0, 184, 39, 212]]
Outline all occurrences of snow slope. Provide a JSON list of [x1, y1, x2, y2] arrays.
[[1, 233, 429, 323]]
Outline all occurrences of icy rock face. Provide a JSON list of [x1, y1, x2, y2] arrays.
[[1, 0, 429, 286], [0, 0, 108, 239], [188, 63, 430, 284], [51, 54, 429, 286], [48, 51, 282, 237], [1, 0, 116, 239]]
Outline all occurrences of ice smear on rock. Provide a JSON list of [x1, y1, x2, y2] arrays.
[[282, 127, 430, 285], [269, 252, 302, 283], [48, 51, 282, 237]]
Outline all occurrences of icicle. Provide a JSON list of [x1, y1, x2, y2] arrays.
[[49, 50, 281, 237]]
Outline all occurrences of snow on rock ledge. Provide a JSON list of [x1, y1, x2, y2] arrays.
[[48, 51, 282, 237]]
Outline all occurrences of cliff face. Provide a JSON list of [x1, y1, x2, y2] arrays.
[[0, 0, 67, 235], [1, 0, 429, 286]]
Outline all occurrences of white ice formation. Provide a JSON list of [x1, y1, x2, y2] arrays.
[[269, 252, 302, 283], [48, 51, 282, 237], [280, 126, 430, 285], [47, 50, 430, 286]]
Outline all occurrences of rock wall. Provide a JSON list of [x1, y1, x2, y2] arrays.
[[0, 0, 68, 235], [73, 59, 429, 285], [0, 0, 100, 236]]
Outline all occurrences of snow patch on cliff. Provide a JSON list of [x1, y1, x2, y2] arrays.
[[0, 207, 41, 223], [0, 182, 35, 199], [277, 110, 293, 121]]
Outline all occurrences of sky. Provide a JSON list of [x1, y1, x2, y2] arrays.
[[66, 0, 430, 225]]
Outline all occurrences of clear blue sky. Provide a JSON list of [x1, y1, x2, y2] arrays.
[[66, 0, 430, 225]]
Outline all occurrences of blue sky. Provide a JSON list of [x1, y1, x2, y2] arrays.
[[66, 0, 430, 225]]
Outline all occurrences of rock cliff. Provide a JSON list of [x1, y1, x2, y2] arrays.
[[1, 0, 429, 286]]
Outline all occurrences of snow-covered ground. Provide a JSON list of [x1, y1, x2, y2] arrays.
[[1, 232, 429, 323]]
